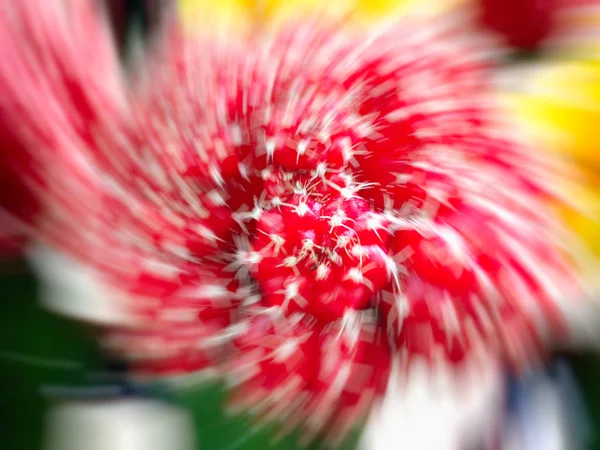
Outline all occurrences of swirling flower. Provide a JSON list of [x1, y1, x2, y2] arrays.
[[0, 0, 588, 443]]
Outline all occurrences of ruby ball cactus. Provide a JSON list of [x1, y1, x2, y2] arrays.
[[0, 0, 589, 443]]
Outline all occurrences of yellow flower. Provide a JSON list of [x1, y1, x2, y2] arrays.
[[508, 62, 600, 171], [177, 0, 254, 33], [507, 62, 600, 255], [254, 0, 418, 24], [177, 0, 465, 31], [557, 170, 600, 258]]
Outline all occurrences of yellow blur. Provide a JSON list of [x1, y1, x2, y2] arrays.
[[509, 62, 600, 256], [176, 0, 464, 30]]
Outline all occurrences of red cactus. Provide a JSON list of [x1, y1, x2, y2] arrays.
[[0, 1, 587, 441]]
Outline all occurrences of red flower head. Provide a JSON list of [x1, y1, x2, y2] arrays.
[[0, 1, 588, 442]]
